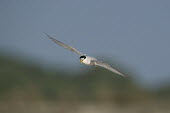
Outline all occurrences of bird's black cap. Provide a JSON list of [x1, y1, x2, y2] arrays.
[[80, 55, 86, 59]]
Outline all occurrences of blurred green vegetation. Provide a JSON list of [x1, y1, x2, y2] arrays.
[[0, 53, 170, 105]]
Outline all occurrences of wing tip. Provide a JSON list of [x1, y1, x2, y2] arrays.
[[115, 71, 126, 77], [44, 32, 54, 40], [120, 73, 126, 77]]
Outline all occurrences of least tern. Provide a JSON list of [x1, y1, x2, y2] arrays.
[[45, 33, 126, 77]]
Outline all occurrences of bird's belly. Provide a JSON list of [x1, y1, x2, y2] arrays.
[[83, 56, 97, 65], [82, 59, 91, 65]]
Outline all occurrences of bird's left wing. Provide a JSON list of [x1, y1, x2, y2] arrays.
[[45, 33, 84, 56], [93, 60, 126, 77]]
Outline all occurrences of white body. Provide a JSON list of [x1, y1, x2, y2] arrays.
[[46, 34, 126, 77], [82, 56, 97, 65]]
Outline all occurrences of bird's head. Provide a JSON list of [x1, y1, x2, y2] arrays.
[[80, 55, 86, 63]]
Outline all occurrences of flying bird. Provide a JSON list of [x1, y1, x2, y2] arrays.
[[45, 33, 126, 77]]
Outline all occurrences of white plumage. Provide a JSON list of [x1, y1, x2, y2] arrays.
[[45, 33, 126, 77]]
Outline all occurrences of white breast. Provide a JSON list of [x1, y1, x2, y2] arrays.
[[82, 56, 97, 65]]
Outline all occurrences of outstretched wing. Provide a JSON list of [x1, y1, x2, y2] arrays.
[[93, 60, 126, 77], [45, 33, 84, 56]]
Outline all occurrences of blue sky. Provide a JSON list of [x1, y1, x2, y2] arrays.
[[0, 0, 170, 88]]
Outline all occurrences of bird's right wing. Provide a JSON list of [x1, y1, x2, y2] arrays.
[[45, 33, 84, 56], [93, 60, 126, 77]]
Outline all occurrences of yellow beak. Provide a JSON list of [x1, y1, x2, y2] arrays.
[[80, 59, 83, 63]]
